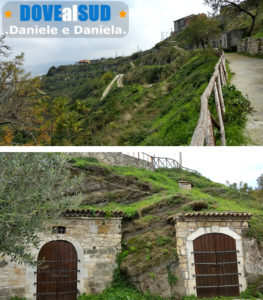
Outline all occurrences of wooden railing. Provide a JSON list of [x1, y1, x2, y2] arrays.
[[191, 51, 228, 146], [140, 152, 200, 174]]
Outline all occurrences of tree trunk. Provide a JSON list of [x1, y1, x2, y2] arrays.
[[247, 15, 256, 37]]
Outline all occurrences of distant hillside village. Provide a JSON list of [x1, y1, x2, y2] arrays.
[[171, 9, 263, 55]]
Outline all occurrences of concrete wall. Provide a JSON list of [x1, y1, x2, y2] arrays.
[[74, 152, 155, 171], [0, 218, 122, 300], [238, 38, 263, 55]]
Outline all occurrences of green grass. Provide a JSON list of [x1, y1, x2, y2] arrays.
[[33, 41, 251, 146], [72, 158, 263, 241], [251, 31, 263, 38], [77, 286, 168, 300]]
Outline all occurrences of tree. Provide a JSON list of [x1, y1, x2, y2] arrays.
[[0, 153, 83, 264], [32, 96, 86, 145], [204, 0, 261, 36], [182, 15, 221, 48], [0, 36, 40, 139]]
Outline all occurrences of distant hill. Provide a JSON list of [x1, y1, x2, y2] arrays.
[[25, 61, 75, 77]]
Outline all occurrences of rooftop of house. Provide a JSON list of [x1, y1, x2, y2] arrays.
[[78, 60, 91, 63], [167, 212, 252, 224], [174, 14, 196, 23]]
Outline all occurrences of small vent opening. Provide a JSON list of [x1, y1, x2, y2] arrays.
[[52, 226, 66, 234]]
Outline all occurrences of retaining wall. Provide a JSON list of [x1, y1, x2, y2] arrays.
[[73, 152, 155, 171], [238, 38, 263, 55]]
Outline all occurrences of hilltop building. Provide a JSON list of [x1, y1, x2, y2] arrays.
[[78, 59, 91, 64], [172, 13, 206, 35]]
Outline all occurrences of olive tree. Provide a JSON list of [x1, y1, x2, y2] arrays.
[[0, 153, 83, 264]]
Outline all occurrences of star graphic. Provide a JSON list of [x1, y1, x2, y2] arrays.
[[119, 10, 127, 18], [4, 10, 12, 18]]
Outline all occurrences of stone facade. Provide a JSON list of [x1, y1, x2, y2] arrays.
[[175, 213, 252, 296], [72, 152, 155, 171], [238, 38, 263, 55], [0, 217, 122, 300], [210, 29, 244, 51]]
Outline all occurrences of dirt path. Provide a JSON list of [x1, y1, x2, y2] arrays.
[[226, 53, 263, 145], [117, 74, 124, 88], [101, 74, 124, 101]]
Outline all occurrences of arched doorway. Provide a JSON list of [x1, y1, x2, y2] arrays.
[[193, 233, 239, 298], [36, 240, 78, 300]]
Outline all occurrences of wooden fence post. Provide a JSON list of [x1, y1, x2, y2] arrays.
[[191, 52, 227, 146], [220, 64, 226, 86], [205, 108, 215, 146], [214, 82, 226, 146], [223, 56, 228, 80], [217, 75, 225, 116]]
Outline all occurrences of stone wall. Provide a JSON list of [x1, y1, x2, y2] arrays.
[[0, 217, 122, 300], [73, 152, 155, 171], [238, 38, 263, 55], [175, 213, 251, 296], [243, 238, 263, 283]]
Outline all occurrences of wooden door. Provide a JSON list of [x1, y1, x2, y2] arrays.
[[36, 241, 78, 300], [193, 233, 239, 298]]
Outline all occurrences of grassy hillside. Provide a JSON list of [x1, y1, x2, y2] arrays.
[[72, 157, 263, 238], [37, 41, 251, 146], [69, 158, 263, 300]]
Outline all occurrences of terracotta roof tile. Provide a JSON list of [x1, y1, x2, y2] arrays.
[[61, 209, 124, 218], [167, 212, 252, 224]]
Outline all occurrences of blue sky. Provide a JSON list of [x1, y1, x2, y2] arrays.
[[0, 0, 209, 71]]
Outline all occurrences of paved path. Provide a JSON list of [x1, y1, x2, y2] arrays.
[[226, 53, 263, 145]]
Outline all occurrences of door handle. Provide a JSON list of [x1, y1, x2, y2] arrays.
[[218, 265, 224, 271]]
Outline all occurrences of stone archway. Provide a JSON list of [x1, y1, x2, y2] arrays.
[[193, 233, 239, 297], [36, 240, 78, 300], [25, 235, 84, 299], [174, 212, 251, 296]]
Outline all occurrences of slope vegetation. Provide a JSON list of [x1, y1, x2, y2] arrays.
[[69, 157, 263, 300], [40, 41, 250, 146]]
